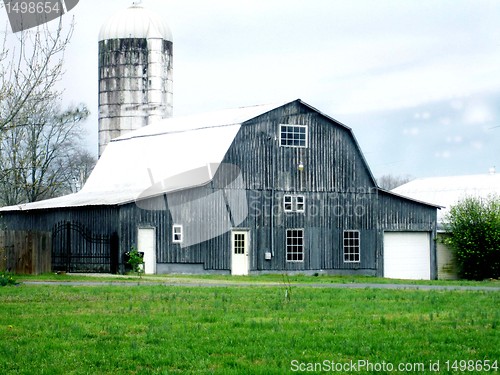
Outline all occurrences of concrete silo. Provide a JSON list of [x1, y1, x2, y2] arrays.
[[98, 4, 173, 157]]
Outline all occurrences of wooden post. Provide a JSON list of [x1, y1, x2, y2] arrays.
[[110, 232, 119, 274]]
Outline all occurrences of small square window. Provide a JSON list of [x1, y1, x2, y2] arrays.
[[172, 224, 183, 243], [283, 195, 305, 213]]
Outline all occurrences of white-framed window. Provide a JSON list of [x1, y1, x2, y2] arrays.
[[286, 229, 304, 262], [279, 124, 308, 148], [172, 224, 183, 243], [283, 195, 305, 213], [343, 230, 360, 263]]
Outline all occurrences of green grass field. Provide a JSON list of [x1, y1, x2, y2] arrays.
[[1, 281, 499, 374]]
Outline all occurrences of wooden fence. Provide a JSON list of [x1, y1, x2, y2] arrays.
[[0, 230, 52, 275]]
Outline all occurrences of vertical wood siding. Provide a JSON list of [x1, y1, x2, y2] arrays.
[[0, 230, 51, 274], [378, 191, 437, 231], [1, 207, 119, 234]]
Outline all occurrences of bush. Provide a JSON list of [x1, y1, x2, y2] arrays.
[[0, 245, 17, 286], [444, 195, 500, 280], [126, 246, 144, 277], [0, 272, 17, 286]]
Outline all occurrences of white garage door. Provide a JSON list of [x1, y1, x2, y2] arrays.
[[384, 232, 431, 280]]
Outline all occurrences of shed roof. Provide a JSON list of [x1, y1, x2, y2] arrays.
[[0, 101, 285, 211], [393, 172, 500, 223]]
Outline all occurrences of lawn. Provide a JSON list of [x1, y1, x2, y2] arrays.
[[1, 283, 499, 374]]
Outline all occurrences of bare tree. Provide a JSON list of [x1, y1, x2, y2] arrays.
[[0, 14, 97, 206], [0, 17, 73, 133], [60, 148, 97, 194], [0, 100, 91, 205], [377, 174, 413, 190]]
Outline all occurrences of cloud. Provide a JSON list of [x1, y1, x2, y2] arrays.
[[470, 141, 483, 150], [403, 127, 420, 136], [414, 112, 431, 120], [439, 117, 451, 126], [435, 151, 452, 159], [446, 135, 463, 144], [334, 50, 500, 114], [463, 103, 494, 125]]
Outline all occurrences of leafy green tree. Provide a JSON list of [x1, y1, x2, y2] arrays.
[[444, 195, 500, 280]]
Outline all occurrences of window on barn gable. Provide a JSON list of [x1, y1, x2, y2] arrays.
[[279, 124, 308, 148], [286, 229, 304, 262], [283, 195, 305, 213], [343, 230, 360, 263], [172, 224, 183, 243]]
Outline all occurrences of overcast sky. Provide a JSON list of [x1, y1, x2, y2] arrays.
[[2, 0, 500, 179]]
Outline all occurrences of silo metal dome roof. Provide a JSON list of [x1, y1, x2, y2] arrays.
[[99, 4, 172, 41]]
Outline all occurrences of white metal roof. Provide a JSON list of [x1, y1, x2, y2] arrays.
[[99, 4, 172, 41], [0, 102, 285, 212], [393, 172, 500, 223]]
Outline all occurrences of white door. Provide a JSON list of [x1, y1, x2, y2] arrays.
[[384, 232, 431, 280], [231, 231, 249, 275], [138, 228, 156, 274]]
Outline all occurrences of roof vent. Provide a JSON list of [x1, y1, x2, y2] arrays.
[[489, 166, 496, 175]]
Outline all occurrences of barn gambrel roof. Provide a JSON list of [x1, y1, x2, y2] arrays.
[[1, 99, 437, 212], [1, 101, 287, 211]]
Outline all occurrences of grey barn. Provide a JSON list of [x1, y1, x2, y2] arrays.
[[0, 100, 439, 279]]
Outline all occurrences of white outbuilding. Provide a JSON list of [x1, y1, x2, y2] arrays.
[[393, 170, 500, 279]]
